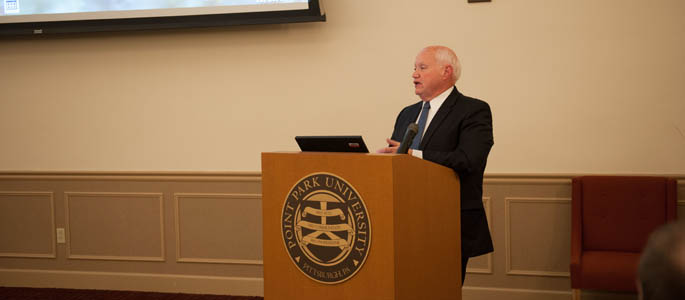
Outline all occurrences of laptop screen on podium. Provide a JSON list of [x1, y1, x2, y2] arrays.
[[295, 136, 369, 153]]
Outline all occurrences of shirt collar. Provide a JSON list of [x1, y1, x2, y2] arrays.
[[422, 86, 453, 110]]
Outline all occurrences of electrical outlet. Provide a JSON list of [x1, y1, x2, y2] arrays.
[[56, 228, 66, 244]]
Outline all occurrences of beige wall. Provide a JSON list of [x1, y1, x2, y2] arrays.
[[1, 0, 684, 173]]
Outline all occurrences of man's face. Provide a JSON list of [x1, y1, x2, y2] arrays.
[[413, 49, 447, 101]]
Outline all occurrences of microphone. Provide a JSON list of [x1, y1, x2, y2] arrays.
[[396, 123, 419, 154]]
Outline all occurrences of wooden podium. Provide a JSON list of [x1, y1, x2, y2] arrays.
[[262, 152, 461, 300]]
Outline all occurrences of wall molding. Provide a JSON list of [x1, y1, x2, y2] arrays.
[[64, 192, 165, 262], [0, 171, 262, 182], [174, 193, 264, 265], [505, 197, 572, 278], [0, 171, 682, 182], [0, 191, 56, 259], [0, 268, 263, 296]]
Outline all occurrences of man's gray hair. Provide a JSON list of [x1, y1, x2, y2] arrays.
[[433, 46, 461, 84], [638, 220, 685, 300]]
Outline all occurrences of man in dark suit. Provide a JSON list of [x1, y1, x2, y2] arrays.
[[378, 45, 493, 283]]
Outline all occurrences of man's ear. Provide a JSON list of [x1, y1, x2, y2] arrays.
[[443, 65, 453, 80]]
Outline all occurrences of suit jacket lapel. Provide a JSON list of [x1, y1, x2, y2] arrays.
[[420, 87, 460, 149], [407, 102, 422, 123]]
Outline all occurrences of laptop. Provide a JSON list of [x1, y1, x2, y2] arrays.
[[295, 136, 369, 153]]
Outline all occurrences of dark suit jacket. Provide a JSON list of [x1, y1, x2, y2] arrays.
[[390, 87, 494, 258]]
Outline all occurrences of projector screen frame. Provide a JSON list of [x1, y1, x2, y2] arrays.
[[0, 0, 325, 36]]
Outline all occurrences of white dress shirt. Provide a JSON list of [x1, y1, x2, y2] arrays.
[[411, 87, 453, 159]]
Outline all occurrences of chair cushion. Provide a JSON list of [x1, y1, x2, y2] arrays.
[[578, 251, 639, 292], [581, 176, 668, 252]]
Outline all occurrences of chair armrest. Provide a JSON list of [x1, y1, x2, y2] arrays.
[[666, 178, 677, 221], [570, 177, 583, 288]]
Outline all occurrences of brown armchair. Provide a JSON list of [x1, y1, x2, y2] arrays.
[[570, 176, 677, 299]]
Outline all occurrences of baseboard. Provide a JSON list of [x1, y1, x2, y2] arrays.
[[462, 286, 571, 300], [0, 269, 640, 300], [0, 269, 264, 296], [462, 286, 638, 300]]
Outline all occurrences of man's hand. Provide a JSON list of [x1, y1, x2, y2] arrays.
[[376, 138, 399, 153], [376, 138, 412, 154]]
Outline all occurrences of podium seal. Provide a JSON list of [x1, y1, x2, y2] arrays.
[[281, 172, 371, 284]]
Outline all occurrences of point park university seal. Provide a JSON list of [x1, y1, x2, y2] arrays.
[[281, 172, 371, 284]]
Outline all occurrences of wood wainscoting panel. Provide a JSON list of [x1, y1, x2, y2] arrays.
[[65, 192, 165, 261], [505, 197, 571, 277], [174, 193, 263, 265], [465, 177, 574, 292], [0, 172, 681, 299], [0, 191, 55, 258]]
